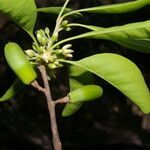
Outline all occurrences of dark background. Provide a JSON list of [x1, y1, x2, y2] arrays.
[[0, 0, 150, 149]]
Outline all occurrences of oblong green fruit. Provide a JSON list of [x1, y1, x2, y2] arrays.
[[62, 102, 83, 117], [4, 42, 37, 84], [68, 85, 103, 103]]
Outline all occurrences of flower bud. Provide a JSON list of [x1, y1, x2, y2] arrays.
[[25, 50, 37, 58], [62, 44, 72, 50], [48, 63, 57, 69], [66, 54, 73, 58]]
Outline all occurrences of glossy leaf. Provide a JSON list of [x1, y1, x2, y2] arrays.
[[84, 23, 150, 53], [78, 0, 150, 14], [37, 7, 82, 17], [111, 37, 150, 53], [61, 53, 150, 114], [62, 65, 95, 117], [58, 20, 150, 53], [0, 78, 25, 102], [69, 65, 95, 91], [0, 0, 37, 34]]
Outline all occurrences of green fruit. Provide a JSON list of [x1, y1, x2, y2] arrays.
[[62, 102, 83, 117], [4, 42, 37, 84], [68, 85, 103, 103]]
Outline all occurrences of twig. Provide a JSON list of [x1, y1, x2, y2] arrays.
[[31, 80, 46, 93], [38, 65, 62, 150], [54, 96, 70, 105]]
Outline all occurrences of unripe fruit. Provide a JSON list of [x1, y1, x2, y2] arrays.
[[62, 102, 83, 117], [68, 85, 103, 103], [4, 42, 37, 84]]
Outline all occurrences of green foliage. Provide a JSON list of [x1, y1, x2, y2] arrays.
[[62, 65, 95, 116], [0, 79, 24, 102], [75, 0, 150, 14], [62, 53, 150, 114], [56, 20, 150, 53], [37, 7, 82, 17], [0, 0, 37, 35], [37, 7, 72, 14], [69, 65, 95, 91], [0, 0, 150, 115], [85, 21, 150, 53]]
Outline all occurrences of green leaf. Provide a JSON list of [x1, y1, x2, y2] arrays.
[[110, 37, 150, 53], [84, 23, 150, 53], [37, 7, 82, 18], [56, 20, 150, 53], [78, 0, 150, 14], [0, 0, 37, 34], [61, 53, 150, 114], [69, 65, 95, 91], [0, 78, 25, 102], [62, 65, 95, 117]]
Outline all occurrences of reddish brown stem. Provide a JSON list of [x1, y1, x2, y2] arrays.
[[54, 96, 70, 105], [31, 80, 46, 93], [38, 65, 62, 150]]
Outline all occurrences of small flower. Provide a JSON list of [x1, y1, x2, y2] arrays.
[[61, 44, 74, 58], [66, 53, 73, 58], [54, 60, 59, 65], [25, 49, 37, 58], [66, 27, 71, 31], [41, 51, 52, 63], [45, 27, 50, 38], [48, 63, 57, 69], [51, 32, 58, 43], [61, 20, 68, 27], [36, 29, 49, 46], [62, 44, 72, 50], [61, 20, 71, 31], [62, 49, 74, 54]]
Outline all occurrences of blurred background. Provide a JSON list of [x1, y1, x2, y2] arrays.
[[0, 0, 150, 149]]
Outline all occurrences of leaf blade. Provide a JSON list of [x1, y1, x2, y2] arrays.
[[0, 0, 37, 34], [87, 22, 150, 53], [62, 65, 95, 117], [62, 53, 150, 114], [78, 0, 150, 14], [0, 78, 25, 102], [37, 7, 82, 18], [58, 20, 150, 53]]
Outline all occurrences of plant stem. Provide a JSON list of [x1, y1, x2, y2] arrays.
[[68, 23, 97, 30], [54, 96, 70, 105], [38, 65, 62, 150], [56, 0, 70, 23], [50, 0, 70, 48]]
